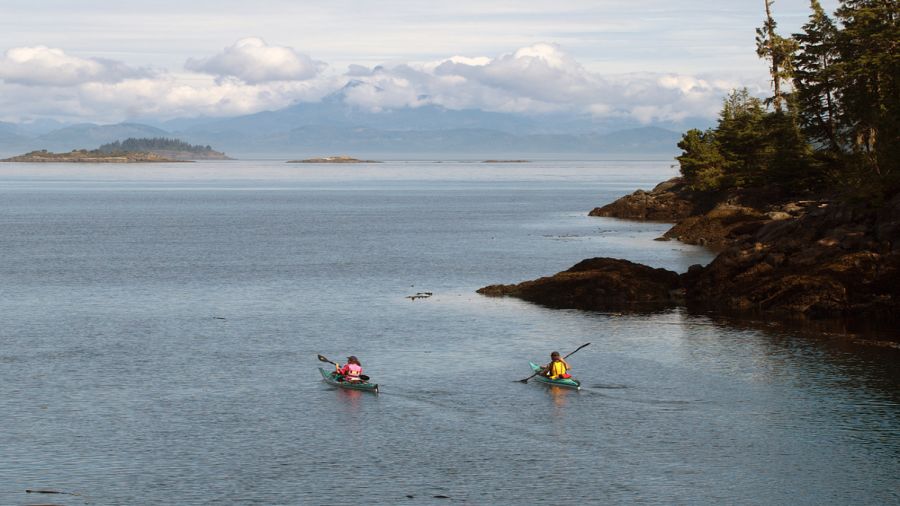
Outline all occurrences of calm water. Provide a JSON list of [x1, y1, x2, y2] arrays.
[[0, 160, 897, 505]]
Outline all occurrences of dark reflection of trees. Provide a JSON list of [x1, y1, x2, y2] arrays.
[[685, 308, 900, 403], [688, 307, 900, 347], [534, 300, 680, 316]]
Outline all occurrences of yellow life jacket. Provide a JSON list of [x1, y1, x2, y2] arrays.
[[548, 360, 567, 379]]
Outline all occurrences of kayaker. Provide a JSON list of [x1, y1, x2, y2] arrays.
[[543, 351, 572, 380], [335, 356, 363, 382]]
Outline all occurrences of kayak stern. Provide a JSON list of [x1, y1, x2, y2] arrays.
[[528, 361, 581, 390], [318, 367, 379, 393]]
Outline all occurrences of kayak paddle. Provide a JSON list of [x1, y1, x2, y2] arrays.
[[317, 354, 370, 381], [518, 342, 590, 383]]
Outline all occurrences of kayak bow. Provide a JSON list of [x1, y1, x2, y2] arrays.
[[318, 367, 379, 393], [528, 362, 581, 390]]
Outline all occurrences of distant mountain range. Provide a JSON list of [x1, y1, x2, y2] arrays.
[[0, 96, 703, 158], [0, 122, 170, 155]]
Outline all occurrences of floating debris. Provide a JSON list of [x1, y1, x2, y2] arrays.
[[26, 489, 79, 495]]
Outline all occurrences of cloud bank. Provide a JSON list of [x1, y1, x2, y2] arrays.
[[337, 43, 747, 123], [185, 37, 325, 83], [0, 39, 764, 125], [0, 45, 150, 86]]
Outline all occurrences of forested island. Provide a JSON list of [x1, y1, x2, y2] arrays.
[[97, 138, 231, 160], [480, 0, 899, 330], [1, 137, 231, 163]]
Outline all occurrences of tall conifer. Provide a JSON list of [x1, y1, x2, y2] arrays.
[[793, 0, 841, 153], [833, 0, 899, 189], [756, 0, 797, 112]]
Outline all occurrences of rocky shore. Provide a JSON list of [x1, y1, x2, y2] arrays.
[[1, 149, 183, 163], [589, 178, 697, 222], [480, 177, 900, 324], [287, 155, 380, 163], [478, 258, 683, 311], [149, 149, 230, 161]]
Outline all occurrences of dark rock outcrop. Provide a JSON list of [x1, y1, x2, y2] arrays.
[[685, 196, 900, 320], [482, 182, 900, 325], [589, 178, 695, 221], [662, 203, 769, 250], [477, 257, 682, 311]]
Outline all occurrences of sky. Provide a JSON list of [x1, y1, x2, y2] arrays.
[[0, 0, 840, 126]]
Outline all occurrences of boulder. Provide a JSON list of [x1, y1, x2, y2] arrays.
[[662, 204, 767, 250], [589, 177, 695, 221], [685, 199, 900, 320], [477, 258, 682, 311]]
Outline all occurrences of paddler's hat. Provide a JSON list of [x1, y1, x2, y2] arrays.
[[347, 355, 359, 363], [550, 351, 560, 358]]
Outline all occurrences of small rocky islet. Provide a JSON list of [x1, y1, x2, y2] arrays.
[[479, 176, 900, 325], [1, 149, 184, 163], [287, 155, 380, 163]]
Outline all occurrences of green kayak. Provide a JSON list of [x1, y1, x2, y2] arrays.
[[318, 367, 379, 393], [529, 362, 581, 390]]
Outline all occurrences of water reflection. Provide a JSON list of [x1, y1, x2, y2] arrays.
[[334, 388, 369, 414], [693, 312, 900, 402], [545, 386, 574, 416], [2, 161, 898, 504]]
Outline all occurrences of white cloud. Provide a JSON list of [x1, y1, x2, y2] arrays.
[[339, 69, 428, 112], [185, 37, 325, 83], [336, 43, 741, 123], [0, 40, 764, 126], [76, 74, 338, 120], [433, 43, 597, 105], [0, 45, 149, 86]]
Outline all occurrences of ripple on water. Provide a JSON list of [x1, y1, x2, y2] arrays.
[[0, 161, 897, 504]]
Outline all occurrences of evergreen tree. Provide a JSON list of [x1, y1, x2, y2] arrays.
[[676, 0, 898, 197], [715, 89, 768, 187], [793, 0, 842, 154], [833, 0, 900, 191], [98, 137, 214, 153], [677, 128, 726, 191], [762, 104, 819, 192], [756, 0, 798, 112]]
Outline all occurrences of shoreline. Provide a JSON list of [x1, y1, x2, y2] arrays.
[[479, 176, 900, 342], [1, 150, 187, 163]]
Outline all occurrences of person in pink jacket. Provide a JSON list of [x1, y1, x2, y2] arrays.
[[336, 356, 363, 382]]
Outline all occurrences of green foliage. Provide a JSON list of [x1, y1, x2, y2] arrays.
[[793, 0, 842, 153], [756, 1, 799, 112], [832, 0, 900, 192], [677, 0, 899, 199], [677, 89, 821, 194], [98, 137, 214, 153], [762, 107, 820, 191], [715, 89, 769, 187], [677, 129, 726, 191]]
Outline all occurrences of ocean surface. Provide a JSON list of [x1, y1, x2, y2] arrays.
[[0, 160, 897, 505]]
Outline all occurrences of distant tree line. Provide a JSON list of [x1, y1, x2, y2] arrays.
[[677, 0, 899, 200], [98, 137, 214, 153]]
